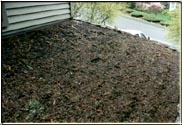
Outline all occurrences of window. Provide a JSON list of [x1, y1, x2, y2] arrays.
[[2, 3, 9, 28]]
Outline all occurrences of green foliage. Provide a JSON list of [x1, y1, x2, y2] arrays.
[[161, 9, 169, 14], [28, 99, 44, 112], [51, 38, 59, 43], [126, 9, 134, 13], [72, 2, 127, 25], [72, 2, 84, 18], [127, 2, 135, 9], [134, 7, 147, 12], [162, 2, 169, 9], [130, 11, 143, 17], [24, 99, 45, 120], [158, 12, 171, 21], [143, 14, 161, 22], [128, 7, 171, 25], [167, 8, 180, 42], [160, 20, 171, 26], [143, 12, 171, 24]]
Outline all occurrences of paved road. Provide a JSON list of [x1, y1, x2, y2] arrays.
[[110, 15, 180, 50]]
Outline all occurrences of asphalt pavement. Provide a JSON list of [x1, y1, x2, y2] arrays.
[[110, 15, 180, 50]]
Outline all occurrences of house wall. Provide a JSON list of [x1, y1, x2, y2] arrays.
[[2, 2, 71, 36]]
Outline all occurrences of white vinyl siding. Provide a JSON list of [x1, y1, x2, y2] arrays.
[[2, 3, 9, 28], [2, 2, 71, 36], [6, 3, 70, 16], [5, 2, 68, 9], [8, 9, 70, 24]]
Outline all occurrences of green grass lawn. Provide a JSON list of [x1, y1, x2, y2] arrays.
[[125, 8, 172, 26]]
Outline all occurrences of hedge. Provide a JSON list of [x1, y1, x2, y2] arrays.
[[143, 15, 160, 22], [130, 11, 143, 17], [126, 9, 134, 13]]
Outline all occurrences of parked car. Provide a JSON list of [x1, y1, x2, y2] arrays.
[[119, 29, 150, 40]]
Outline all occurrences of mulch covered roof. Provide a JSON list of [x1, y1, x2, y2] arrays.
[[2, 19, 179, 123]]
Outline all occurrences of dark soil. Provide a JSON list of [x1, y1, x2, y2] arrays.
[[2, 19, 179, 123]]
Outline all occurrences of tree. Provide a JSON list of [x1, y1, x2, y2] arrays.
[[72, 2, 85, 18], [167, 8, 180, 42], [72, 2, 127, 25], [147, 2, 164, 14], [127, 2, 135, 9]]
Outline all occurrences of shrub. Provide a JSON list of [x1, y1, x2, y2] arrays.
[[128, 2, 135, 9], [160, 21, 170, 26], [147, 2, 164, 13], [162, 2, 170, 9], [143, 15, 160, 22], [135, 2, 150, 10], [135, 2, 164, 13], [161, 9, 169, 15], [126, 9, 134, 13], [130, 11, 143, 17], [167, 8, 180, 42]]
